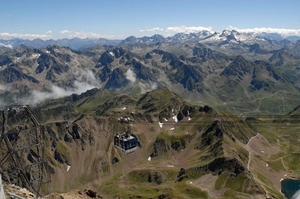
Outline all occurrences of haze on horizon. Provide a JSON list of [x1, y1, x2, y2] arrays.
[[0, 0, 299, 40]]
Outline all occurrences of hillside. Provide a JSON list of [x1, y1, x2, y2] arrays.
[[1, 88, 299, 198]]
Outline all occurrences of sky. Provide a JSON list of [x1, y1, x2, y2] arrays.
[[1, 0, 300, 40]]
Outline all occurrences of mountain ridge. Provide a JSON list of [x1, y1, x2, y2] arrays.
[[1, 30, 300, 50]]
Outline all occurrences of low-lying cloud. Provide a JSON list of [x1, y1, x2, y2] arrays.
[[20, 69, 101, 106], [150, 82, 158, 90], [125, 69, 136, 83], [0, 43, 13, 48]]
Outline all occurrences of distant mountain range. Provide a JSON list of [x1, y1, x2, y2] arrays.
[[0, 30, 300, 50], [0, 30, 300, 115]]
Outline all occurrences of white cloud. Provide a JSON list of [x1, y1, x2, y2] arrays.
[[139, 27, 164, 32], [60, 30, 71, 34], [20, 69, 101, 106], [59, 29, 119, 39], [125, 69, 136, 83], [165, 26, 213, 33], [150, 82, 157, 90], [0, 31, 52, 40], [45, 30, 53, 34], [0, 43, 13, 48], [227, 26, 300, 36]]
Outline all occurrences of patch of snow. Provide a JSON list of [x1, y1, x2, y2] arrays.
[[46, 50, 50, 54], [172, 115, 178, 123], [284, 174, 287, 177], [280, 178, 283, 181], [170, 127, 175, 131], [159, 122, 163, 128], [32, 53, 41, 58], [189, 181, 193, 184], [148, 156, 151, 161], [67, 165, 71, 171], [188, 117, 191, 121], [122, 107, 126, 110], [109, 51, 114, 57], [164, 118, 168, 122]]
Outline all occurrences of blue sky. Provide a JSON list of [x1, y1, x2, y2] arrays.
[[1, 0, 299, 40]]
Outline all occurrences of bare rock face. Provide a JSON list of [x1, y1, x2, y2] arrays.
[[0, 67, 39, 84], [150, 138, 168, 157], [84, 189, 97, 198], [147, 172, 163, 185], [54, 150, 69, 165]]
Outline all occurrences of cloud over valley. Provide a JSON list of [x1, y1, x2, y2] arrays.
[[19, 69, 101, 106]]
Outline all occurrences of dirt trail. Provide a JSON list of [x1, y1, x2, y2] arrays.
[[246, 133, 259, 170]]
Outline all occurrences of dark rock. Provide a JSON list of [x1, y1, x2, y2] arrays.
[[98, 65, 111, 82], [176, 168, 187, 182], [27, 149, 39, 163], [0, 55, 12, 66], [177, 112, 184, 121], [85, 189, 97, 198], [36, 53, 69, 74], [111, 157, 119, 164], [148, 172, 163, 185], [150, 138, 168, 157], [0, 67, 39, 84], [54, 150, 69, 165], [104, 68, 129, 90], [199, 105, 212, 113], [64, 133, 73, 142], [157, 194, 167, 199], [171, 138, 185, 151], [72, 123, 82, 139], [97, 51, 114, 67]]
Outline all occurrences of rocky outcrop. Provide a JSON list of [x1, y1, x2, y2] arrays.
[[104, 68, 129, 90], [188, 157, 245, 176], [176, 168, 187, 182], [168, 64, 203, 92], [96, 52, 114, 67], [0, 55, 12, 66], [54, 150, 69, 165], [36, 53, 69, 75], [0, 67, 39, 84], [150, 138, 168, 157], [147, 171, 163, 185]]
